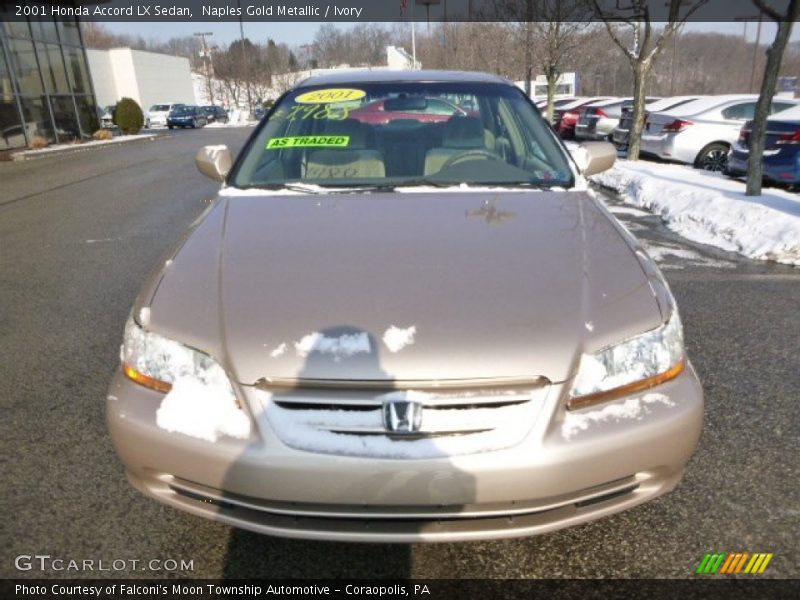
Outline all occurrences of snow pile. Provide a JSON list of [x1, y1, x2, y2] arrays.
[[294, 331, 371, 360], [156, 376, 250, 442], [591, 160, 800, 266], [382, 325, 417, 353], [561, 393, 675, 440]]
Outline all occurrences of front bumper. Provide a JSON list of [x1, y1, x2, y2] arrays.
[[107, 365, 703, 542]]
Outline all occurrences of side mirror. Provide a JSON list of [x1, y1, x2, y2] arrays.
[[579, 141, 616, 177], [195, 145, 232, 182]]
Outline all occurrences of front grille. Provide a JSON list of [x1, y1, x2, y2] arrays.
[[253, 380, 549, 458]]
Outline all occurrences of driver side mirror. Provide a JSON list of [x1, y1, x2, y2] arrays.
[[195, 145, 232, 182], [578, 142, 616, 177]]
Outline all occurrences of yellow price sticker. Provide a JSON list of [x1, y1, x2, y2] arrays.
[[295, 88, 366, 104]]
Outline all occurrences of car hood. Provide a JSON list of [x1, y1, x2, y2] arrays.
[[144, 190, 662, 385]]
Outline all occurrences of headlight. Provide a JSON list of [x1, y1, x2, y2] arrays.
[[121, 315, 234, 396], [568, 311, 685, 410]]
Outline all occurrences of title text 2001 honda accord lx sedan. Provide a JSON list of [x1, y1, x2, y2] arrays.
[[107, 71, 703, 542]]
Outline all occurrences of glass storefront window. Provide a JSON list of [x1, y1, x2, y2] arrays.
[[0, 94, 24, 150], [2, 20, 32, 40], [75, 95, 98, 136], [37, 43, 69, 94], [30, 20, 60, 44], [17, 95, 55, 144], [63, 46, 89, 93], [58, 20, 82, 47], [1, 40, 13, 97], [49, 95, 80, 142], [7, 37, 43, 96], [2, 16, 98, 149]]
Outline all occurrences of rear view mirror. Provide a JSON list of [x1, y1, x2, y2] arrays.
[[579, 142, 616, 176], [384, 96, 427, 112], [195, 145, 232, 182]]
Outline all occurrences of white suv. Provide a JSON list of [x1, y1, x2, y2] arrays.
[[641, 95, 798, 171], [146, 103, 185, 128]]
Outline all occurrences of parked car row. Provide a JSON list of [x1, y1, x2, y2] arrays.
[[144, 103, 229, 129], [549, 94, 798, 175]]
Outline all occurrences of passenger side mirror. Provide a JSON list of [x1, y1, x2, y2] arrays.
[[579, 141, 616, 177], [195, 145, 232, 182]]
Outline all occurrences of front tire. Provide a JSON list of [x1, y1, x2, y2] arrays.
[[695, 142, 730, 172], [167, 124, 174, 130]]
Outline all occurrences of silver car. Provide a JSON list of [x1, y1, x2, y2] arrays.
[[107, 71, 703, 542], [641, 94, 797, 170]]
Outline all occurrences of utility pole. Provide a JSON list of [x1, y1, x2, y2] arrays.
[[235, 0, 253, 116], [734, 15, 764, 93], [194, 31, 214, 104]]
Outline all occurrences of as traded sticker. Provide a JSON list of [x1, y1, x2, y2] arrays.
[[266, 136, 350, 149]]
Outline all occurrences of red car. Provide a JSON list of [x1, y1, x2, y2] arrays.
[[554, 97, 610, 140], [348, 97, 474, 124]]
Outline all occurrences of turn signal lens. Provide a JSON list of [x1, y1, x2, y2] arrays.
[[123, 364, 172, 393]]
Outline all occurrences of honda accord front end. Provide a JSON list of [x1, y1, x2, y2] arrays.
[[107, 71, 703, 542]]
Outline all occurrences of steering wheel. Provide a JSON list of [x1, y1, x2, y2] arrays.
[[440, 149, 505, 171]]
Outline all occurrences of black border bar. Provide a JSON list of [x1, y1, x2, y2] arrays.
[[2, 0, 796, 23]]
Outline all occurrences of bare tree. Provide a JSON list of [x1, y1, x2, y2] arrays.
[[531, 1, 592, 122], [593, 0, 709, 160], [745, 0, 799, 196]]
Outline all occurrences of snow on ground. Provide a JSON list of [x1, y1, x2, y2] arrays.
[[639, 241, 735, 270], [10, 133, 158, 160], [591, 160, 800, 266]]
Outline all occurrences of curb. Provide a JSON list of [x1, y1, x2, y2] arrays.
[[9, 133, 169, 162]]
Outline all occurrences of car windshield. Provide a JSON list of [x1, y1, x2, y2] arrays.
[[230, 82, 574, 189], [172, 106, 193, 115], [150, 105, 169, 112]]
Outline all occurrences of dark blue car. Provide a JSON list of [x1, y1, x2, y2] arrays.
[[166, 105, 207, 129], [727, 106, 800, 187]]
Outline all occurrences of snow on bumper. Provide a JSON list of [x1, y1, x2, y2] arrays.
[[106, 364, 703, 541]]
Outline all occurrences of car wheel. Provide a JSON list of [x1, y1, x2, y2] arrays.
[[695, 143, 730, 172], [168, 125, 173, 130], [190, 119, 196, 129], [145, 119, 150, 129]]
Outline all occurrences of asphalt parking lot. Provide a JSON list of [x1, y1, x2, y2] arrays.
[[1, 127, 798, 579]]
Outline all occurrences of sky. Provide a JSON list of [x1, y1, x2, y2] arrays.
[[103, 21, 798, 49]]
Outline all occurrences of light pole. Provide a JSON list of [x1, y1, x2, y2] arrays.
[[733, 14, 764, 93], [194, 31, 214, 104]]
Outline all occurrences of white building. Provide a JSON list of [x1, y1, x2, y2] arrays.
[[516, 73, 579, 100], [87, 48, 196, 111]]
